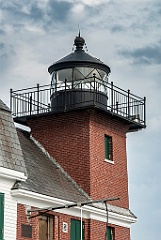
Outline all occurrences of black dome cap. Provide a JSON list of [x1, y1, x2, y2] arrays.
[[48, 35, 111, 74], [74, 33, 85, 51]]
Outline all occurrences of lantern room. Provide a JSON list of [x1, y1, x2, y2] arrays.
[[48, 33, 111, 112]]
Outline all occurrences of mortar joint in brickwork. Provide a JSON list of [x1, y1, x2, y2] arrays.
[[30, 134, 91, 200]]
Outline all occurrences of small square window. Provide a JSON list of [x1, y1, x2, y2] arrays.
[[104, 135, 112, 160]]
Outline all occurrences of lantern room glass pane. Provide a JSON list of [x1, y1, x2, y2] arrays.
[[57, 69, 73, 82], [51, 67, 108, 93], [73, 68, 84, 81], [76, 67, 93, 78], [85, 68, 105, 80], [51, 72, 56, 86], [97, 69, 108, 81]]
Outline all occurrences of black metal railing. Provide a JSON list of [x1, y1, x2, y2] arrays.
[[10, 78, 146, 128], [10, 84, 51, 117]]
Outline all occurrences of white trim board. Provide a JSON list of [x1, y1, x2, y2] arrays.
[[11, 188, 137, 228], [0, 167, 27, 181]]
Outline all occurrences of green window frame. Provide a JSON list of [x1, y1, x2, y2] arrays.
[[0, 193, 4, 240], [104, 135, 112, 160]]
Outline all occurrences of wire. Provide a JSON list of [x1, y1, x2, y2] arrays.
[[28, 197, 119, 224], [104, 201, 109, 240]]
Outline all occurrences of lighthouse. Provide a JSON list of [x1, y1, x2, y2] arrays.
[[11, 34, 146, 240]]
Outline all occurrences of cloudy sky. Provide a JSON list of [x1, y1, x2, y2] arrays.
[[0, 0, 161, 239]]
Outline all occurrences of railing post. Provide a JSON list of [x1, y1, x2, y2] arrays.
[[144, 97, 146, 126], [128, 89, 130, 117], [48, 103, 50, 112], [81, 82, 82, 103], [93, 73, 96, 105], [111, 82, 113, 113], [64, 79, 67, 112], [37, 84, 39, 114], [10, 89, 12, 112], [17, 96, 18, 116], [116, 101, 119, 114], [30, 95, 32, 115]]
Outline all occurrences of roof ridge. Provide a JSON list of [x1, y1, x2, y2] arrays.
[[30, 134, 90, 201]]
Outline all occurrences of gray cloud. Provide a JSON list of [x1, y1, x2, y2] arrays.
[[0, 43, 15, 75], [1, 1, 74, 34], [146, 2, 161, 23], [119, 42, 161, 65], [1, 1, 29, 21], [47, 1, 73, 22], [0, 29, 5, 35], [111, 24, 125, 33], [29, 3, 44, 22], [0, 43, 5, 50]]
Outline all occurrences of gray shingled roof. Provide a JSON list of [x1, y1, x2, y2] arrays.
[[0, 100, 27, 174], [0, 99, 10, 112], [13, 129, 90, 203], [13, 129, 136, 219]]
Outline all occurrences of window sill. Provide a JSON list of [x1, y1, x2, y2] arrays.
[[104, 159, 114, 164]]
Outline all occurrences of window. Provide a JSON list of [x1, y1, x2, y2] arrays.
[[0, 193, 4, 240], [106, 226, 114, 240], [70, 219, 84, 240], [104, 135, 112, 161]]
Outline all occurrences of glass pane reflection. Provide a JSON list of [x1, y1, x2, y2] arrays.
[[51, 67, 108, 92]]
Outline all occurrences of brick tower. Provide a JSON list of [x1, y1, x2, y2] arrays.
[[12, 33, 146, 239]]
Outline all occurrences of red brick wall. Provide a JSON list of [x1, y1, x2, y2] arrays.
[[28, 110, 91, 194], [17, 203, 91, 240], [89, 219, 130, 240], [17, 203, 131, 240], [89, 110, 129, 208], [114, 225, 130, 240], [27, 109, 129, 208], [17, 204, 39, 240]]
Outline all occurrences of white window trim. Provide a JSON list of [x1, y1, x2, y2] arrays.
[[104, 159, 114, 164]]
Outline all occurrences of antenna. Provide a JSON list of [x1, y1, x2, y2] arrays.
[[77, 26, 89, 52], [78, 25, 80, 37]]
